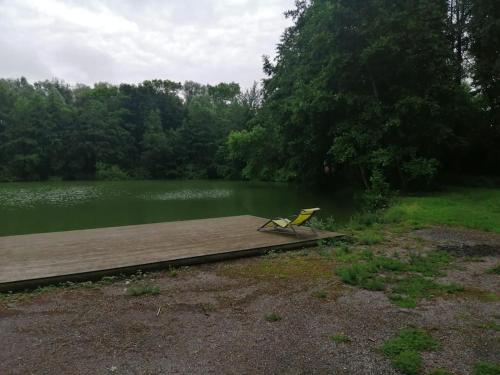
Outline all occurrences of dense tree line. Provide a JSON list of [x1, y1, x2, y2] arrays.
[[0, 0, 498, 193], [228, 0, 499, 194], [0, 79, 260, 180]]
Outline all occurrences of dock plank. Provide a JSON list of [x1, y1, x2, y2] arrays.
[[0, 215, 342, 291]]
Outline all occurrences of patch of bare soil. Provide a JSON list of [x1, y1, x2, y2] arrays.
[[0, 227, 499, 375], [415, 227, 500, 257]]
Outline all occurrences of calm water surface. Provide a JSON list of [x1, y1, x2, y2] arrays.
[[0, 180, 355, 236]]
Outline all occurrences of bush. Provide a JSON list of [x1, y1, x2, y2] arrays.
[[402, 157, 439, 190], [360, 170, 392, 211], [95, 162, 130, 181]]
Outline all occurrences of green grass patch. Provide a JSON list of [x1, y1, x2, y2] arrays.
[[389, 275, 463, 308], [356, 230, 385, 245], [335, 263, 385, 291], [334, 250, 460, 307], [429, 369, 453, 375], [488, 264, 500, 275], [385, 187, 500, 233], [329, 333, 350, 343], [312, 290, 328, 299], [126, 283, 160, 296], [473, 361, 500, 375], [382, 328, 439, 375], [481, 321, 500, 331], [265, 312, 282, 322]]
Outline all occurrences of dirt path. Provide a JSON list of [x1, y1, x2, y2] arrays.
[[0, 227, 499, 375]]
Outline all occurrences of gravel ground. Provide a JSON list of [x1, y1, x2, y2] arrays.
[[0, 227, 499, 375]]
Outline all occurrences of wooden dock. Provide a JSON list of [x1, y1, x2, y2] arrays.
[[0, 215, 342, 291]]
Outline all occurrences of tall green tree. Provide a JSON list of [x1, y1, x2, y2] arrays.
[[231, 0, 467, 190]]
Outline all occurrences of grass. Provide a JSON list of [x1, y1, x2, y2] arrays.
[[312, 290, 328, 299], [474, 362, 500, 375], [384, 187, 500, 233], [357, 230, 385, 245], [429, 369, 453, 375], [381, 328, 439, 375], [481, 321, 500, 331], [219, 250, 338, 280], [334, 250, 461, 307], [389, 275, 463, 308], [265, 312, 282, 322], [126, 283, 160, 296], [329, 333, 350, 343], [488, 264, 500, 275]]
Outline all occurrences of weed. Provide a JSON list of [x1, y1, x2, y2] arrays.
[[312, 290, 328, 299], [333, 249, 460, 307], [356, 230, 384, 245], [168, 267, 178, 277], [329, 334, 350, 343], [263, 250, 279, 259], [201, 303, 216, 314], [126, 283, 160, 296], [487, 264, 500, 275], [382, 328, 439, 375], [473, 361, 500, 375], [481, 321, 500, 331], [389, 275, 463, 308], [101, 276, 117, 284], [310, 216, 337, 231], [382, 328, 439, 357], [335, 263, 385, 291], [464, 256, 485, 262], [392, 350, 422, 375], [406, 251, 453, 276], [429, 369, 453, 375], [265, 312, 282, 322]]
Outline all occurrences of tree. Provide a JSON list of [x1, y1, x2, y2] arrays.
[[235, 0, 466, 190], [140, 109, 176, 178]]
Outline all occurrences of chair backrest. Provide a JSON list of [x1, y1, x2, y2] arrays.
[[290, 208, 320, 226]]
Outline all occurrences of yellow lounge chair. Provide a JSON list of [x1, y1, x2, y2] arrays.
[[258, 208, 320, 237]]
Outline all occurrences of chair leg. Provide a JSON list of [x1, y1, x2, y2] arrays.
[[258, 220, 272, 231]]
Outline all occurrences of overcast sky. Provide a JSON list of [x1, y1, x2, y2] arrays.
[[0, 0, 294, 88]]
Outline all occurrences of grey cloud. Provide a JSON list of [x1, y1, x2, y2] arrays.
[[0, 0, 294, 88]]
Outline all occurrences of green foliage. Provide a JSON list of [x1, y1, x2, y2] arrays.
[[329, 334, 350, 344], [360, 171, 392, 211], [126, 283, 160, 296], [95, 163, 130, 181], [312, 290, 328, 299], [335, 263, 385, 291], [265, 312, 282, 322], [488, 265, 500, 275], [356, 230, 384, 245], [429, 369, 453, 375], [389, 275, 463, 308], [227, 0, 490, 191], [481, 321, 500, 331], [382, 328, 439, 375], [384, 187, 500, 233], [0, 78, 259, 181], [334, 248, 460, 307], [473, 362, 500, 375], [391, 350, 422, 375]]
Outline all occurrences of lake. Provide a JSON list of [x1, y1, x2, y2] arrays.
[[0, 180, 355, 236]]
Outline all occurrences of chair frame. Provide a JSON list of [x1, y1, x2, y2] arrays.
[[257, 209, 319, 238]]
